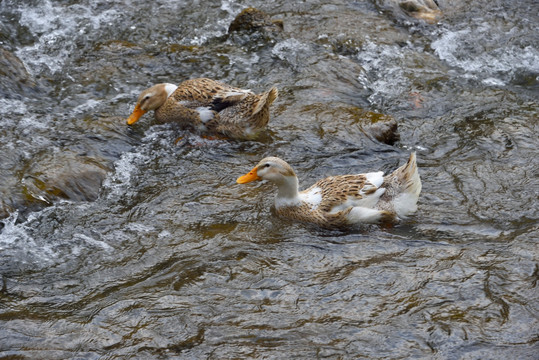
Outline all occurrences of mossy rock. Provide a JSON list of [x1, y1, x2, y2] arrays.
[[341, 107, 400, 145], [228, 7, 284, 33]]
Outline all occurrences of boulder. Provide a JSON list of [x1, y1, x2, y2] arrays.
[[228, 7, 283, 34], [398, 0, 442, 23], [377, 0, 442, 24]]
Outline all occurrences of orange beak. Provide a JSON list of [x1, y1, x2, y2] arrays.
[[126, 104, 147, 125], [237, 167, 261, 184]]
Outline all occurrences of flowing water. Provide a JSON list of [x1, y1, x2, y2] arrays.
[[0, 0, 538, 358]]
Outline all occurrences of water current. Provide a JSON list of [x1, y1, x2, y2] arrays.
[[0, 0, 537, 358]]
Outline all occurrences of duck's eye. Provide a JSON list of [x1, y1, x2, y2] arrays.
[[262, 163, 270, 168]]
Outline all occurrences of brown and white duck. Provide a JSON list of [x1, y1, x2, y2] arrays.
[[126, 78, 278, 140], [237, 153, 421, 228]]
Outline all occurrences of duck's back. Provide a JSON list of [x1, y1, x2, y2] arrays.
[[169, 78, 245, 106]]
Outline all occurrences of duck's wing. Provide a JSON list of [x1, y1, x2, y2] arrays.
[[210, 88, 254, 112], [301, 172, 386, 214], [171, 78, 253, 110]]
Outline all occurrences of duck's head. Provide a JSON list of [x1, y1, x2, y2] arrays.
[[237, 156, 296, 185], [126, 83, 177, 125]]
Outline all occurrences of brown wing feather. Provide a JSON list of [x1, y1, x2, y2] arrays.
[[163, 78, 275, 139], [303, 175, 368, 213], [276, 203, 352, 228], [170, 78, 247, 106]]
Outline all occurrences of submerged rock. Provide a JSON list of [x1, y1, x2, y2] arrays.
[[365, 117, 400, 145], [227, 7, 284, 51], [22, 150, 111, 205], [0, 153, 108, 224], [306, 104, 400, 146], [343, 107, 400, 145], [0, 115, 132, 224]]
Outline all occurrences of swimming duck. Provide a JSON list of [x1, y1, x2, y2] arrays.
[[237, 153, 421, 228], [126, 78, 278, 139]]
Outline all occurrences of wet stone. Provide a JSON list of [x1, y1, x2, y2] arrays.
[[379, 0, 442, 24], [305, 103, 400, 146], [398, 0, 442, 23], [228, 7, 284, 34], [336, 107, 400, 145], [227, 7, 285, 50], [22, 151, 111, 205], [364, 117, 400, 145]]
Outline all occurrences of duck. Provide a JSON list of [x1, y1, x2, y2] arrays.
[[236, 153, 421, 228], [126, 78, 278, 139]]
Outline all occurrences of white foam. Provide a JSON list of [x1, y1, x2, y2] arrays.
[[0, 210, 56, 264], [482, 78, 506, 87], [126, 223, 155, 233], [431, 25, 539, 86], [355, 40, 409, 105], [15, 0, 121, 75], [158, 230, 171, 239], [102, 151, 149, 197], [220, 0, 242, 14], [73, 233, 113, 251], [0, 99, 27, 117], [0, 211, 23, 246], [72, 99, 102, 114], [272, 39, 311, 66]]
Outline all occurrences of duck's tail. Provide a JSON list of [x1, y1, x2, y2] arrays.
[[383, 152, 422, 219], [396, 152, 421, 197], [253, 87, 278, 115]]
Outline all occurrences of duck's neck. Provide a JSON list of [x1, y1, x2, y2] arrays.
[[274, 176, 301, 208]]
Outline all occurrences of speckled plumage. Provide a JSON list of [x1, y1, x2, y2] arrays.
[[127, 78, 278, 139], [237, 154, 422, 228]]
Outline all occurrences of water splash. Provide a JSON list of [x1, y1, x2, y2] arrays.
[[355, 40, 411, 106], [72, 233, 113, 254], [0, 210, 56, 267], [0, 211, 22, 244], [72, 99, 103, 115], [102, 151, 149, 198], [15, 0, 121, 75], [272, 39, 312, 70], [432, 23, 539, 86], [0, 99, 27, 117]]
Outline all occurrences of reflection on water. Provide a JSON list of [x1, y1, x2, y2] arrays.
[[0, 0, 538, 358]]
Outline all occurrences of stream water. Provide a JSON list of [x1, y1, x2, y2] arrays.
[[0, 0, 538, 358]]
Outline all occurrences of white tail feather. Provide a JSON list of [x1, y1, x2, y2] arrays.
[[348, 207, 388, 223], [196, 107, 215, 123], [392, 152, 421, 218], [393, 192, 419, 218]]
